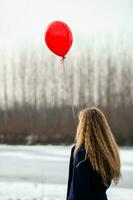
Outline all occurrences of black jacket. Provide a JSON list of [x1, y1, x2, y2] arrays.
[[66, 144, 111, 200]]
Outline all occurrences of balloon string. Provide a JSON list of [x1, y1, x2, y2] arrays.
[[61, 58, 77, 128]]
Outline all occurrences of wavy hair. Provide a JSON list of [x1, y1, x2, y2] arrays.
[[73, 107, 121, 186]]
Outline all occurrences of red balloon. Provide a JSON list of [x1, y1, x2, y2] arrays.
[[45, 21, 73, 58]]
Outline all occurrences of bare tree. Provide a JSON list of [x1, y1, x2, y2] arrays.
[[3, 61, 8, 124], [19, 51, 27, 110], [11, 59, 17, 116], [86, 53, 95, 106]]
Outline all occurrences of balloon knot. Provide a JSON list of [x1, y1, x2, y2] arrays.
[[60, 56, 65, 64]]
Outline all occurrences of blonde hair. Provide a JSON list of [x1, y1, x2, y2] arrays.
[[73, 107, 121, 186]]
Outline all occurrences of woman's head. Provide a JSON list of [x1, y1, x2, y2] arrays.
[[74, 107, 121, 186]]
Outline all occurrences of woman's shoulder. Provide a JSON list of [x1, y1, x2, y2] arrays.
[[71, 144, 76, 152], [76, 144, 86, 156], [70, 143, 85, 155], [73, 144, 86, 165]]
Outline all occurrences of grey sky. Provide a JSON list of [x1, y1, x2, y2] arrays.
[[0, 0, 133, 52]]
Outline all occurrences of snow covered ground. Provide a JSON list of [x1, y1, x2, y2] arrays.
[[0, 145, 132, 200]]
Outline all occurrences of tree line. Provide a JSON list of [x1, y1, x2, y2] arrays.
[[0, 48, 133, 145]]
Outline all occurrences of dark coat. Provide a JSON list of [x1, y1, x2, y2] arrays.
[[66, 144, 111, 200]]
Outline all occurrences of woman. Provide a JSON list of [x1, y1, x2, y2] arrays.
[[66, 107, 121, 200]]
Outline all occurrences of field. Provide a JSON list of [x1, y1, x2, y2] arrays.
[[0, 145, 132, 200]]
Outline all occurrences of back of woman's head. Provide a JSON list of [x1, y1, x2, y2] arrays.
[[74, 107, 121, 186]]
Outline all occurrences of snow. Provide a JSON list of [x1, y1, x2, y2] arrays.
[[107, 188, 133, 200], [0, 145, 132, 199], [120, 147, 133, 164], [0, 182, 66, 200], [0, 182, 132, 200]]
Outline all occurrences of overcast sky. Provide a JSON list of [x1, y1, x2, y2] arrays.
[[0, 0, 133, 53]]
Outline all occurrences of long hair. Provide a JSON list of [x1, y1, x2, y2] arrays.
[[73, 107, 121, 186]]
